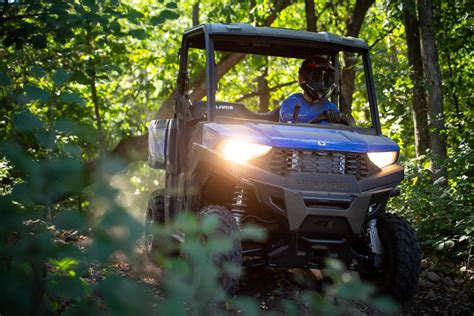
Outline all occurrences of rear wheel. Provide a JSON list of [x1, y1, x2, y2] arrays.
[[145, 190, 165, 257], [199, 205, 242, 294], [361, 213, 421, 303]]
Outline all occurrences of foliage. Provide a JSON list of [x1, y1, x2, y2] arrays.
[[0, 117, 148, 314], [0, 0, 473, 313], [0, 115, 398, 314], [390, 135, 474, 264]]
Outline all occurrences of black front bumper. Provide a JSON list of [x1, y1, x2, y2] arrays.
[[192, 144, 404, 267]]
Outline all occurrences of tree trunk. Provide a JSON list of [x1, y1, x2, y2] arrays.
[[402, 1, 430, 156], [192, 2, 199, 27], [446, 53, 462, 131], [340, 0, 374, 115], [417, 0, 447, 179], [257, 67, 270, 112], [304, 0, 317, 32], [155, 0, 293, 119]]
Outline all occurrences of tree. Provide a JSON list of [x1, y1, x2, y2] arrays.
[[417, 0, 447, 179], [192, 2, 199, 27], [340, 0, 375, 114], [304, 0, 317, 32], [257, 66, 270, 112], [402, 0, 430, 157]]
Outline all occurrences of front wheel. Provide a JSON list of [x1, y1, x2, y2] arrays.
[[362, 213, 421, 303], [199, 205, 242, 294]]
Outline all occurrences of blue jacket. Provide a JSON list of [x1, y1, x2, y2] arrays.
[[279, 93, 338, 123]]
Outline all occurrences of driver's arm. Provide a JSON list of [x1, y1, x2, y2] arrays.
[[279, 95, 297, 122], [327, 102, 338, 112]]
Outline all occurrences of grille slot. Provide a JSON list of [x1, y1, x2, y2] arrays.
[[269, 149, 368, 179]]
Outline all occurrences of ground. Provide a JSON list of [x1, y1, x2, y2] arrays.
[[69, 232, 473, 315], [116, 246, 473, 315]]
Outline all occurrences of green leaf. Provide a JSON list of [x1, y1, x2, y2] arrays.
[[63, 302, 106, 316], [71, 71, 89, 85], [201, 214, 218, 234], [151, 9, 179, 25], [100, 276, 152, 315], [126, 10, 143, 23], [0, 71, 11, 86], [60, 92, 86, 106], [50, 2, 70, 15], [241, 224, 267, 242], [24, 85, 50, 103], [150, 15, 166, 25], [231, 297, 260, 316], [35, 130, 55, 149], [46, 275, 85, 299], [31, 66, 46, 78], [160, 9, 180, 21], [54, 118, 79, 134], [166, 2, 178, 9], [129, 29, 147, 39], [110, 20, 121, 33], [83, 0, 97, 10], [49, 257, 79, 272], [30, 35, 47, 49], [53, 69, 71, 85], [371, 296, 400, 314], [103, 64, 122, 74], [12, 110, 43, 132], [53, 210, 87, 231]]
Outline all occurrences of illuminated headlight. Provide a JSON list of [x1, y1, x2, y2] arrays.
[[367, 151, 398, 168], [217, 140, 272, 162]]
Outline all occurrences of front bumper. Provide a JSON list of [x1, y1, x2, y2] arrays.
[[192, 144, 404, 266]]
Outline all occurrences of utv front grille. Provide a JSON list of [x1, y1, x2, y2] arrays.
[[269, 149, 368, 179]]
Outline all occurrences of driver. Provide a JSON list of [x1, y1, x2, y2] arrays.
[[279, 57, 343, 124]]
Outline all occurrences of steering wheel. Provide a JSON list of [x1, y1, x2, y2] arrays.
[[308, 110, 351, 126]]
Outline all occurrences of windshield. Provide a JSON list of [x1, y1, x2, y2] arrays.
[[183, 37, 377, 131]]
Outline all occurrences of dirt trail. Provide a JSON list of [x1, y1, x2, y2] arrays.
[[109, 244, 473, 315], [67, 230, 473, 315]]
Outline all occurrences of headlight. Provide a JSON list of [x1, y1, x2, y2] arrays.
[[367, 151, 398, 168], [217, 139, 272, 162]]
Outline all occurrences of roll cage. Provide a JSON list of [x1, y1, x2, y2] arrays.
[[176, 23, 381, 135]]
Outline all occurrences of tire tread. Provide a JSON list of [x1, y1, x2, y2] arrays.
[[379, 213, 422, 303], [199, 205, 242, 294]]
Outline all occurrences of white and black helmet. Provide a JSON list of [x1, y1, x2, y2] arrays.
[[298, 57, 336, 101]]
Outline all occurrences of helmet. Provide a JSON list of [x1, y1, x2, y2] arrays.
[[298, 57, 336, 101]]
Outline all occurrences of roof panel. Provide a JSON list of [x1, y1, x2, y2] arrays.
[[184, 23, 369, 52]]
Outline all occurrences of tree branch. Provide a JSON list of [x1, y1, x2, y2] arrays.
[[235, 80, 297, 102], [155, 0, 294, 119], [369, 24, 397, 49]]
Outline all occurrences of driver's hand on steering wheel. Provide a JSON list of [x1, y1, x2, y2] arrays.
[[324, 109, 340, 123], [320, 109, 351, 125]]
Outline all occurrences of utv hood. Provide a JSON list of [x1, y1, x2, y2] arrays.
[[202, 123, 399, 153]]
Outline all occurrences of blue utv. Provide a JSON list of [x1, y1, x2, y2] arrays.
[[145, 23, 421, 302]]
